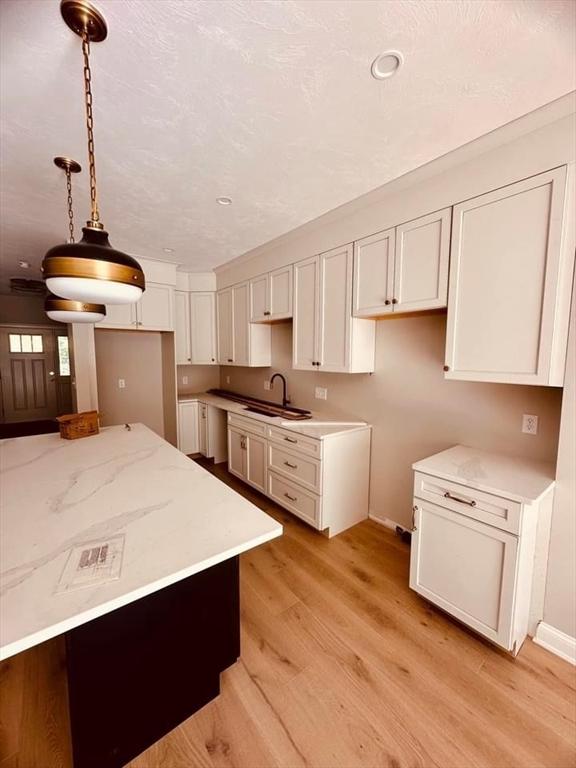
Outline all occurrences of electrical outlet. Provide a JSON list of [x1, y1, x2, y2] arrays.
[[225, 375, 231, 385], [263, 380, 271, 391], [118, 379, 125, 389], [522, 414, 538, 435], [182, 376, 188, 386], [315, 386, 327, 400]]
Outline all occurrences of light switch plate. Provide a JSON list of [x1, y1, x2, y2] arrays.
[[264, 380, 271, 391], [315, 386, 327, 400], [182, 376, 189, 385], [522, 414, 538, 435], [225, 375, 231, 385], [118, 378, 125, 389]]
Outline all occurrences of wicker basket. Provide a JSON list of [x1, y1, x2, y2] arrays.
[[56, 411, 100, 440]]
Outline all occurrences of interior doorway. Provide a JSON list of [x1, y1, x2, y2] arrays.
[[0, 325, 73, 436]]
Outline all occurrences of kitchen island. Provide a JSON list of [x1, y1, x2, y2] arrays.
[[0, 424, 282, 767]]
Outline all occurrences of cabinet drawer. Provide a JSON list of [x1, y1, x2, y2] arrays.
[[414, 472, 521, 534], [268, 472, 321, 528], [228, 412, 267, 437], [268, 444, 321, 493], [267, 426, 322, 459]]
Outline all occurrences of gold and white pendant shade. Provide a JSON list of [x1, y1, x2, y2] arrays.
[[45, 295, 106, 324]]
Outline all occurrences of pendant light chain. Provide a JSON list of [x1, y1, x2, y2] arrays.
[[65, 167, 75, 243], [82, 30, 100, 225]]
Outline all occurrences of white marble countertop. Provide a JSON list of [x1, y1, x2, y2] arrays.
[[178, 392, 370, 439], [412, 445, 556, 503], [0, 424, 282, 661]]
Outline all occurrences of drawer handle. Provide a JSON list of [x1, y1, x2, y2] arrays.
[[412, 505, 418, 531], [264, 310, 271, 316], [284, 461, 298, 469], [284, 492, 297, 502], [444, 491, 476, 507], [284, 436, 298, 443]]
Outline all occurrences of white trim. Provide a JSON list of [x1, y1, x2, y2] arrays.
[[533, 621, 576, 665], [368, 513, 408, 533]]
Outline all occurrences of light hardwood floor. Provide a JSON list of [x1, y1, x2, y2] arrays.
[[2, 460, 575, 768]]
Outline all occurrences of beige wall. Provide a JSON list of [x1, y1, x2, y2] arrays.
[[220, 318, 562, 528], [543, 276, 576, 639], [177, 363, 220, 395], [0, 293, 59, 326], [95, 329, 165, 437]]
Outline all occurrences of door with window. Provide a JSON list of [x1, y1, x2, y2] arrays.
[[0, 327, 72, 422]]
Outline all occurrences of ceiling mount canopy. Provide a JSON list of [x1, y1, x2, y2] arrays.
[[45, 155, 106, 324], [42, 0, 145, 305]]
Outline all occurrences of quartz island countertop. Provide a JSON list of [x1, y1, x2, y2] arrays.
[[0, 424, 282, 661]]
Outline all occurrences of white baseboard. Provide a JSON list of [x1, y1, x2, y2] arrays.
[[368, 513, 407, 533], [533, 621, 576, 665]]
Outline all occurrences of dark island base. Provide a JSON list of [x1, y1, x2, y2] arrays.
[[65, 556, 240, 768]]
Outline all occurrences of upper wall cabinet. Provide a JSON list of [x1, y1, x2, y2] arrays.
[[99, 282, 174, 332], [250, 265, 293, 322], [175, 291, 217, 365], [217, 283, 271, 367], [444, 166, 574, 386], [293, 245, 375, 373], [353, 208, 451, 317]]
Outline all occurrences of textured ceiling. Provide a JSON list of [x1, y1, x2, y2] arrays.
[[0, 0, 575, 288]]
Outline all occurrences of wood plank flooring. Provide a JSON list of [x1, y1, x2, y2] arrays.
[[2, 460, 575, 768]]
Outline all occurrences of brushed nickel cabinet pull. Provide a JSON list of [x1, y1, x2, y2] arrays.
[[284, 492, 297, 502], [284, 436, 297, 443], [284, 461, 298, 469], [444, 491, 476, 507]]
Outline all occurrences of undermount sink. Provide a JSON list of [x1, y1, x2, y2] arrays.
[[244, 405, 312, 421]]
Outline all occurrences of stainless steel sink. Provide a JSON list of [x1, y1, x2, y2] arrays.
[[244, 405, 312, 421], [207, 388, 312, 420]]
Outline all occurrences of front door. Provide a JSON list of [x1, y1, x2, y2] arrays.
[[0, 327, 59, 422]]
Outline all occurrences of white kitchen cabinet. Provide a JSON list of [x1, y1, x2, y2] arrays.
[[198, 402, 227, 462], [410, 445, 555, 654], [227, 424, 267, 493], [293, 245, 375, 372], [174, 291, 191, 364], [217, 288, 234, 364], [444, 167, 574, 386], [217, 284, 271, 367], [353, 228, 395, 316], [177, 401, 199, 455], [190, 293, 217, 364], [227, 412, 371, 537], [353, 208, 451, 317], [411, 500, 518, 649], [250, 265, 293, 322], [394, 208, 451, 312], [99, 282, 174, 332]]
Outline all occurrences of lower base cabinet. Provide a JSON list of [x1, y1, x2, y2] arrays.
[[409, 448, 554, 655], [177, 402, 199, 455], [227, 413, 371, 537]]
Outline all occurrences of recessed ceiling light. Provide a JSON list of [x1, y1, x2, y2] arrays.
[[19, 260, 30, 269], [216, 197, 232, 206], [371, 50, 403, 80], [163, 247, 174, 253]]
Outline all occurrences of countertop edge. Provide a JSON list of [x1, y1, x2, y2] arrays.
[[0, 525, 282, 662]]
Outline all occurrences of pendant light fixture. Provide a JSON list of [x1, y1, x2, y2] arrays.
[[45, 156, 106, 324], [42, 0, 145, 305]]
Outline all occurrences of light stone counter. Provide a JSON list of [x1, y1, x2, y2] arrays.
[[0, 424, 282, 660]]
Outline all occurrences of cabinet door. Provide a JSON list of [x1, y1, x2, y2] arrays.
[[318, 244, 352, 372], [138, 283, 174, 331], [174, 291, 191, 364], [232, 283, 250, 366], [353, 228, 395, 316], [293, 256, 319, 370], [227, 427, 246, 480], [269, 265, 293, 319], [246, 433, 267, 493], [250, 275, 268, 322], [99, 302, 137, 329], [178, 402, 199, 454], [394, 208, 451, 312], [198, 403, 208, 456], [217, 288, 234, 365], [191, 293, 217, 364], [410, 500, 518, 650], [445, 167, 568, 385]]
